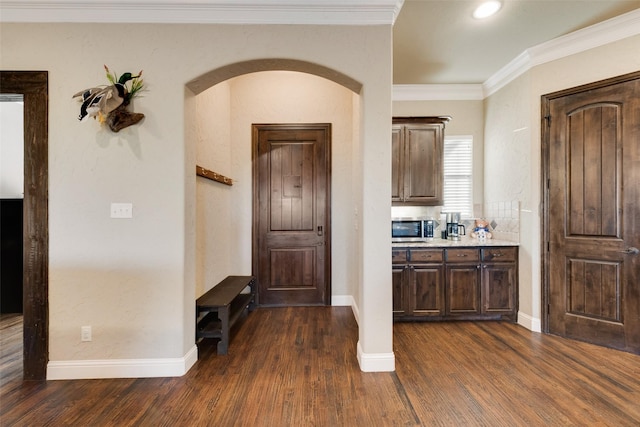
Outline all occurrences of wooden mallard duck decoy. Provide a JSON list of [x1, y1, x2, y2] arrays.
[[73, 68, 145, 132], [73, 73, 138, 121]]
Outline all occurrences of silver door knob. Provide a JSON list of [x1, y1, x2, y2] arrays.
[[619, 247, 639, 255]]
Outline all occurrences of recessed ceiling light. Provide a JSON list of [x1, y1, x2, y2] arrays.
[[473, 1, 502, 19]]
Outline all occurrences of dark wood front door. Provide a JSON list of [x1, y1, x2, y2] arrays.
[[543, 72, 640, 354], [252, 124, 331, 306]]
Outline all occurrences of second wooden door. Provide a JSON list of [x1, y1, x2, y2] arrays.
[[252, 124, 331, 306], [544, 72, 640, 354]]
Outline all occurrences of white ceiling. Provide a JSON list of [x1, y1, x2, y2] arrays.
[[394, 0, 640, 84], [2, 0, 639, 88]]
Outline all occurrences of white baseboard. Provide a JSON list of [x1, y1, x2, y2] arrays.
[[47, 345, 198, 380], [356, 341, 395, 372], [331, 294, 353, 306], [332, 294, 359, 325], [518, 311, 542, 333]]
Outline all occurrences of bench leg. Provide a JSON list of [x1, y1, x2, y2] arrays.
[[248, 281, 257, 312], [217, 306, 230, 355]]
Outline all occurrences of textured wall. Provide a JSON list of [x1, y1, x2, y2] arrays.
[[484, 34, 640, 331], [0, 22, 393, 372], [194, 71, 357, 300]]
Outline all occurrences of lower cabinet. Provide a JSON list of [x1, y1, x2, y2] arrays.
[[445, 248, 481, 316], [481, 248, 518, 321], [394, 246, 518, 322], [393, 249, 445, 317]]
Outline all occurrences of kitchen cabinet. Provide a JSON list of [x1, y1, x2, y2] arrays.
[[392, 117, 450, 206], [445, 249, 481, 316], [481, 247, 518, 319], [392, 249, 408, 317], [393, 248, 445, 319], [393, 245, 518, 322]]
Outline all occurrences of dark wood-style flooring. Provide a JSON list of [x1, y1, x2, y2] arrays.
[[1, 307, 639, 426]]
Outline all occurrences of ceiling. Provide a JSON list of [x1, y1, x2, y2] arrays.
[[2, 0, 639, 87], [393, 0, 640, 85]]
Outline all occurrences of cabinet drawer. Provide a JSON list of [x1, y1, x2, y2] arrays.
[[445, 248, 480, 263], [410, 249, 443, 263], [392, 249, 408, 264], [482, 247, 517, 262]]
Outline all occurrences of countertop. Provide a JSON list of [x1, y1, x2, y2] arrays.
[[392, 238, 518, 248]]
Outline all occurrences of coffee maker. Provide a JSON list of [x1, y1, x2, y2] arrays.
[[446, 212, 466, 241]]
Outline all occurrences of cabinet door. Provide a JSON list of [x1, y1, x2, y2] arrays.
[[482, 263, 517, 314], [411, 265, 445, 316], [391, 125, 403, 202], [393, 266, 407, 317], [446, 264, 481, 315], [403, 124, 443, 204]]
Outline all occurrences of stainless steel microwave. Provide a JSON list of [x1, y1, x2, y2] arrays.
[[392, 218, 435, 242], [392, 218, 425, 242]]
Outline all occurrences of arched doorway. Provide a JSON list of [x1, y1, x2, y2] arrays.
[[187, 61, 361, 307]]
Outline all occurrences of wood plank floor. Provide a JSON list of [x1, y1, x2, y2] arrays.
[[0, 314, 23, 387], [1, 307, 639, 426]]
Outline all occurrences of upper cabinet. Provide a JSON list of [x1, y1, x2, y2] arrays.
[[392, 117, 450, 206]]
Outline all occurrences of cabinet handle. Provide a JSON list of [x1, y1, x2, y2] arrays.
[[457, 254, 467, 257], [492, 252, 503, 257]]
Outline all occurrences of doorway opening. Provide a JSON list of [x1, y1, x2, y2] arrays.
[[0, 71, 49, 380], [187, 61, 361, 309]]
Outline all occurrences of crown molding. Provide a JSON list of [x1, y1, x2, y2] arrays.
[[0, 0, 405, 25], [483, 8, 640, 97], [393, 84, 484, 101]]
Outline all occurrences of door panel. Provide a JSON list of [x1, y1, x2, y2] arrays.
[[545, 74, 640, 354], [253, 124, 331, 306], [567, 105, 619, 237], [446, 265, 480, 315], [412, 266, 444, 316], [482, 264, 516, 313], [404, 125, 442, 203], [393, 267, 406, 316], [391, 125, 402, 202]]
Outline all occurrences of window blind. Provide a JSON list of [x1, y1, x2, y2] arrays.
[[443, 136, 473, 218]]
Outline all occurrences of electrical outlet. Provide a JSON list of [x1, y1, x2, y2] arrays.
[[110, 203, 133, 218], [81, 326, 92, 342]]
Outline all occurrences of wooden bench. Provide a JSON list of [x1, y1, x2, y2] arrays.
[[196, 275, 256, 355]]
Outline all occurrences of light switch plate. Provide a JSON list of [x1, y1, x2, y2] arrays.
[[81, 326, 92, 342], [110, 203, 133, 218]]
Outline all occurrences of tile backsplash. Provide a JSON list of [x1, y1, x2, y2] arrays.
[[483, 200, 520, 243]]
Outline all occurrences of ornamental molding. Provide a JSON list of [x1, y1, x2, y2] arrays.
[[0, 0, 405, 25]]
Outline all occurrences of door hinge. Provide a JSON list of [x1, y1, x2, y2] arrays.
[[547, 242, 550, 252], [544, 115, 551, 126], [547, 178, 550, 189]]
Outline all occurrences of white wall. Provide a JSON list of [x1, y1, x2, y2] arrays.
[[484, 33, 640, 331], [0, 100, 24, 198], [194, 71, 357, 301], [195, 81, 233, 297], [0, 22, 394, 377]]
